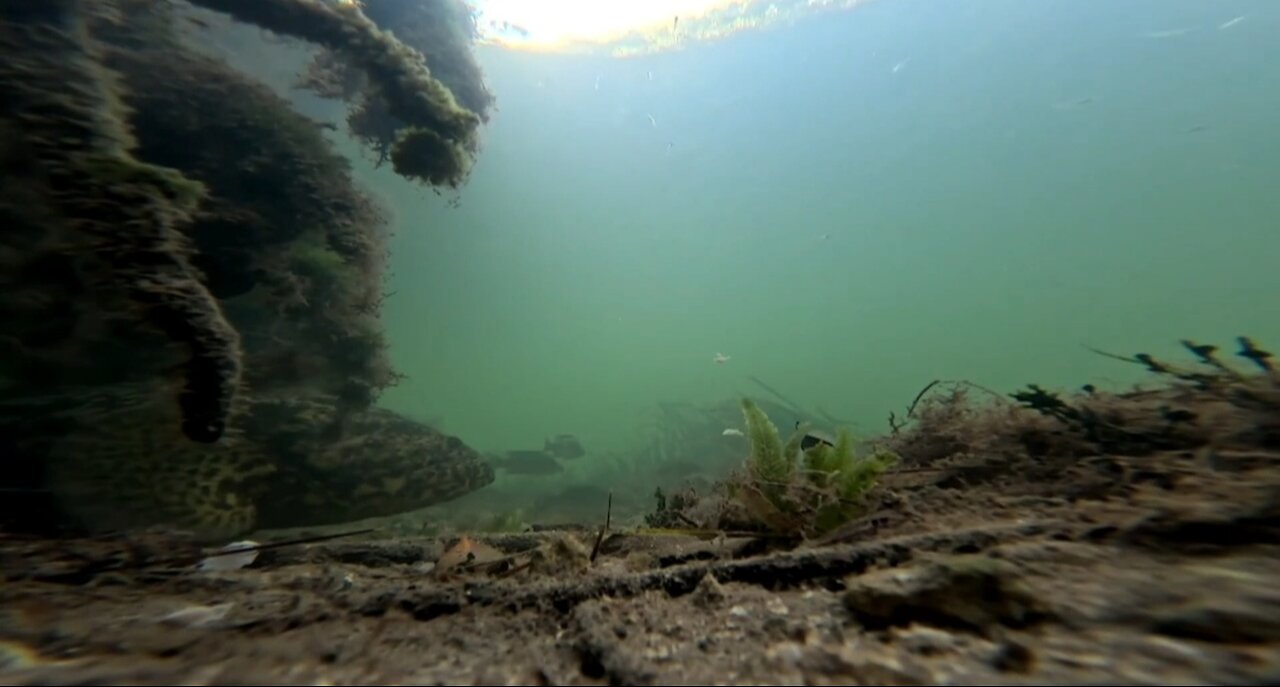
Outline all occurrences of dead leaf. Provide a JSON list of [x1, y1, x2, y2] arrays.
[[434, 535, 506, 577]]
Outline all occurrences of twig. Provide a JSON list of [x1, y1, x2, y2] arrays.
[[905, 379, 942, 418], [674, 512, 701, 528], [814, 406, 851, 427], [1082, 344, 1140, 365], [886, 465, 993, 474], [747, 376, 814, 420], [890, 378, 1005, 433], [200, 527, 374, 559], [589, 491, 613, 563]]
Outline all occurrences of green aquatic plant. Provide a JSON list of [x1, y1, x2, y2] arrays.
[[734, 398, 899, 538]]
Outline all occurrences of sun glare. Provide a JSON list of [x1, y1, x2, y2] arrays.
[[471, 0, 748, 53], [467, 0, 875, 57]]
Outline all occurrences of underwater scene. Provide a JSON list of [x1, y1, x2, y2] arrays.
[[1, 0, 1278, 683]]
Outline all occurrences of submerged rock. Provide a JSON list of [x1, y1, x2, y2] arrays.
[[843, 554, 1053, 636]]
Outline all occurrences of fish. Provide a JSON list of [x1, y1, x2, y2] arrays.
[[544, 434, 585, 459], [713, 352, 731, 364], [795, 422, 836, 452], [487, 450, 563, 475], [722, 428, 744, 437]]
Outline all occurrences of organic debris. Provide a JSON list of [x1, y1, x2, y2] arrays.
[[196, 541, 260, 572], [1008, 336, 1280, 455], [644, 486, 702, 529], [433, 535, 506, 577], [430, 530, 596, 581], [588, 491, 613, 563]]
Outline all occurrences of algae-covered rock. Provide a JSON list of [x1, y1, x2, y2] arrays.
[[0, 0, 497, 538], [0, 0, 242, 445]]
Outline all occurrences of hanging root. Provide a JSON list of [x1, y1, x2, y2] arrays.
[[0, 0, 243, 442], [184, 0, 482, 187]]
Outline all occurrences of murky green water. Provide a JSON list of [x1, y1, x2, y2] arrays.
[[367, 0, 1278, 491]]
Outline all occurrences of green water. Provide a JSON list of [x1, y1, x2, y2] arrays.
[[369, 0, 1278, 491]]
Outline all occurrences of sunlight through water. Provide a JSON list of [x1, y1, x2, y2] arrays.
[[469, 0, 877, 56]]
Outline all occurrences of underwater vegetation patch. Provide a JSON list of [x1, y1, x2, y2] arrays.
[[1009, 336, 1279, 455], [729, 398, 899, 538], [874, 335, 1280, 508]]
